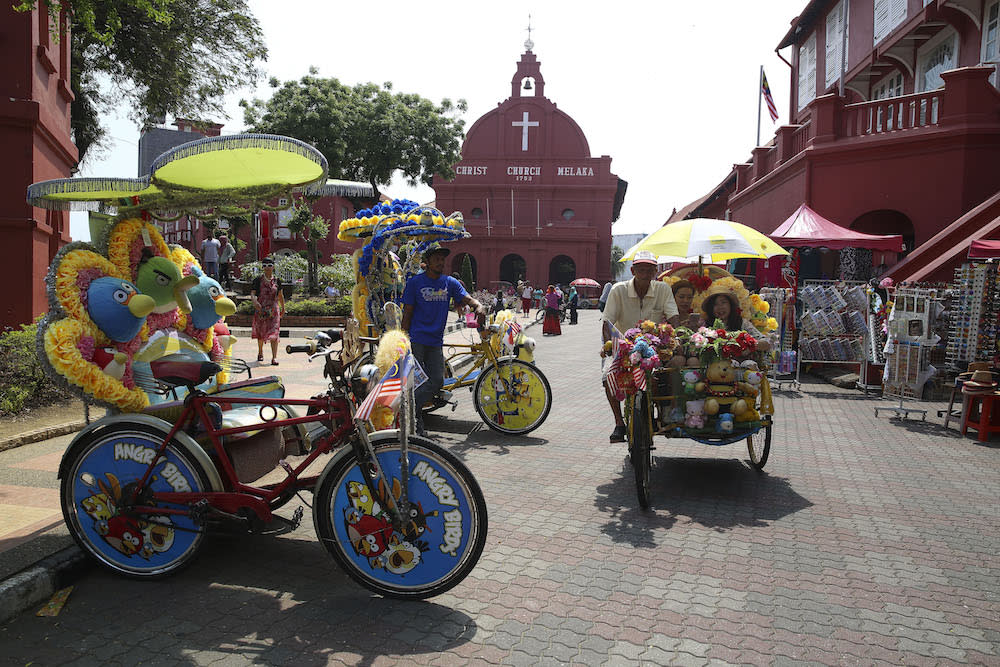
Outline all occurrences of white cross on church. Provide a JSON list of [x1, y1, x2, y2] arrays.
[[511, 111, 539, 151]]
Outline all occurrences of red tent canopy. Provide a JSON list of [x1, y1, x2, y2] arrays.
[[769, 204, 904, 252], [968, 239, 1000, 259]]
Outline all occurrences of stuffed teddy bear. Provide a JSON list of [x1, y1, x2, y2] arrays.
[[685, 399, 706, 429], [705, 358, 737, 395]]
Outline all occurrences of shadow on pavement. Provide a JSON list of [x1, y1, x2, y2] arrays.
[[3, 531, 480, 665], [443, 429, 547, 457], [595, 456, 812, 546]]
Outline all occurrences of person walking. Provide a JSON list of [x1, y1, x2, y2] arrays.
[[598, 281, 614, 312], [542, 285, 562, 336], [568, 286, 579, 325], [251, 257, 285, 365], [533, 286, 544, 314], [492, 290, 506, 316], [402, 245, 485, 436], [521, 282, 533, 317], [217, 233, 235, 290], [200, 231, 221, 280], [601, 250, 678, 442]]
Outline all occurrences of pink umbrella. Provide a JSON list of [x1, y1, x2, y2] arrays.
[[570, 278, 600, 287]]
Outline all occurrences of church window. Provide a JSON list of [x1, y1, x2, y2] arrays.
[[981, 1, 1000, 87], [917, 28, 957, 92], [825, 1, 849, 89], [873, 0, 907, 46], [471, 208, 484, 219], [797, 33, 817, 111], [561, 209, 575, 221]]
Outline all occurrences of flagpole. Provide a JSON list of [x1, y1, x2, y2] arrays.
[[756, 65, 763, 147]]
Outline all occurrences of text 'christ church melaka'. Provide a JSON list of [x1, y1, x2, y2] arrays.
[[432, 39, 626, 288]]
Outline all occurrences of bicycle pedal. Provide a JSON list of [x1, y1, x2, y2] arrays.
[[290, 506, 304, 529], [449, 401, 458, 412]]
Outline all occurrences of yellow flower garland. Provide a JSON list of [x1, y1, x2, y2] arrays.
[[53, 249, 124, 328], [44, 318, 149, 412], [107, 218, 171, 280]]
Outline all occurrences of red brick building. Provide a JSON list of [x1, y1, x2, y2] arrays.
[[673, 0, 1000, 283], [1, 3, 77, 329], [432, 44, 627, 288]]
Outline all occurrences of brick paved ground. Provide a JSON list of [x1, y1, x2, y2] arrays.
[[2, 309, 999, 665]]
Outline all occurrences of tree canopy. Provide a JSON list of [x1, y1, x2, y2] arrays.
[[241, 69, 467, 192], [16, 0, 267, 166]]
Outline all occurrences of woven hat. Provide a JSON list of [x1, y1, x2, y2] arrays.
[[962, 370, 997, 393]]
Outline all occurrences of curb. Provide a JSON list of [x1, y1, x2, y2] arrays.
[[0, 421, 86, 453], [0, 545, 90, 625]]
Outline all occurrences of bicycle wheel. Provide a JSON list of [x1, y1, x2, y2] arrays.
[[313, 434, 488, 599], [628, 391, 653, 509], [747, 419, 772, 471], [60, 421, 213, 578], [535, 309, 544, 323], [473, 358, 552, 435]]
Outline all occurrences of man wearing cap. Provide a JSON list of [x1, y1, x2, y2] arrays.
[[601, 250, 678, 442], [402, 245, 485, 436]]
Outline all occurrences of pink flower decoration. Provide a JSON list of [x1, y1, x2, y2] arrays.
[[879, 277, 894, 288], [77, 336, 95, 361]]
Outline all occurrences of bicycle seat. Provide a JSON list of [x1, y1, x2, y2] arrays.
[[150, 358, 222, 388]]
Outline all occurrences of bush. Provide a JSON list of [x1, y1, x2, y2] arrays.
[[0, 319, 72, 417], [285, 298, 337, 316]]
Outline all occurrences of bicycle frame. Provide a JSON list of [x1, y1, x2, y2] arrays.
[[442, 329, 505, 391]]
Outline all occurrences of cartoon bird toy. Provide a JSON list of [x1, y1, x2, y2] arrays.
[[135, 252, 199, 314], [85, 277, 156, 342], [185, 270, 237, 330]]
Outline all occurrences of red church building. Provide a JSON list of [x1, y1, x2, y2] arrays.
[[672, 0, 1000, 283], [433, 42, 627, 288], [1, 3, 77, 329]]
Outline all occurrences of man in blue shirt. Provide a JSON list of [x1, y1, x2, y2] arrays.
[[402, 245, 484, 435]]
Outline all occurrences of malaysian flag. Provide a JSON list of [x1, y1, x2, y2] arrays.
[[505, 320, 522, 347], [603, 322, 624, 394], [761, 69, 779, 122], [356, 353, 414, 422]]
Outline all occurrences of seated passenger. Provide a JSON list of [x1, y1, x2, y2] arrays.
[[701, 292, 771, 352]]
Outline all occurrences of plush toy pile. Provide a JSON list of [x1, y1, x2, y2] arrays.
[[603, 317, 773, 436]]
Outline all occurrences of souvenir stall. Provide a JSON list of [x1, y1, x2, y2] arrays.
[[768, 204, 904, 390], [875, 287, 941, 420]]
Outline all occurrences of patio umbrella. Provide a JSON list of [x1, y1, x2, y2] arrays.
[[570, 278, 600, 287], [621, 218, 789, 263]]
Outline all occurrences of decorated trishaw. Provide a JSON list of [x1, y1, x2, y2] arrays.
[[336, 203, 552, 435], [26, 134, 487, 598], [612, 220, 788, 508]]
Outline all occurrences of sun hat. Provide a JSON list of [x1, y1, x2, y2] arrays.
[[632, 250, 658, 266], [962, 369, 997, 393]]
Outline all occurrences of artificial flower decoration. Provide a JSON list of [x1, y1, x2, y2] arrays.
[[38, 222, 235, 412]]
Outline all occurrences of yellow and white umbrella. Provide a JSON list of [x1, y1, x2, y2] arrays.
[[621, 218, 789, 263]]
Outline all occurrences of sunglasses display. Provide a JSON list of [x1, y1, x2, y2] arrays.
[[945, 263, 999, 370]]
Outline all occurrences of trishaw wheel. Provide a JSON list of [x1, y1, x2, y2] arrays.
[[60, 423, 212, 579], [313, 434, 488, 600], [747, 419, 772, 471], [628, 391, 653, 509], [473, 358, 552, 435]]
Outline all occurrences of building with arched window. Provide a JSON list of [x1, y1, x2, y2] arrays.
[[432, 42, 627, 289]]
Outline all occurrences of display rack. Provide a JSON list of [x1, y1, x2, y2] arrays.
[[759, 287, 799, 390], [797, 280, 873, 391], [875, 287, 940, 420], [945, 262, 999, 371]]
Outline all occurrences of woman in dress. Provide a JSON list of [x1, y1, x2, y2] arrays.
[[568, 287, 579, 325], [251, 257, 286, 365], [542, 284, 562, 336]]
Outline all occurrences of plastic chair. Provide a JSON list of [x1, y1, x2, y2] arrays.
[[961, 392, 1000, 442]]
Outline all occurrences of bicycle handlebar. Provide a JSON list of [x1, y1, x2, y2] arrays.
[[286, 343, 315, 355]]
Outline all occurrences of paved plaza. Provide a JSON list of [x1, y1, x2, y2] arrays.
[[1, 309, 999, 665]]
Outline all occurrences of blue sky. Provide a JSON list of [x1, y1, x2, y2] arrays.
[[70, 0, 808, 241]]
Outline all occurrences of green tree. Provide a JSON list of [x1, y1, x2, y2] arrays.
[[611, 245, 625, 279], [242, 70, 467, 192], [286, 201, 329, 296], [460, 254, 475, 292], [16, 0, 266, 165]]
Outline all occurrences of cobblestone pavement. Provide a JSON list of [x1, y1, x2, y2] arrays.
[[2, 310, 999, 665]]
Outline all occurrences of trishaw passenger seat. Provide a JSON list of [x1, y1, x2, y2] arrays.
[[150, 358, 222, 388]]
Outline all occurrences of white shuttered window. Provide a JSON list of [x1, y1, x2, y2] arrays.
[[798, 33, 817, 111], [874, 0, 907, 45], [982, 1, 1000, 87], [825, 1, 850, 88]]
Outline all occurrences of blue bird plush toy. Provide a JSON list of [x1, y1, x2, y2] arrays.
[[86, 277, 156, 342], [184, 267, 237, 330]]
